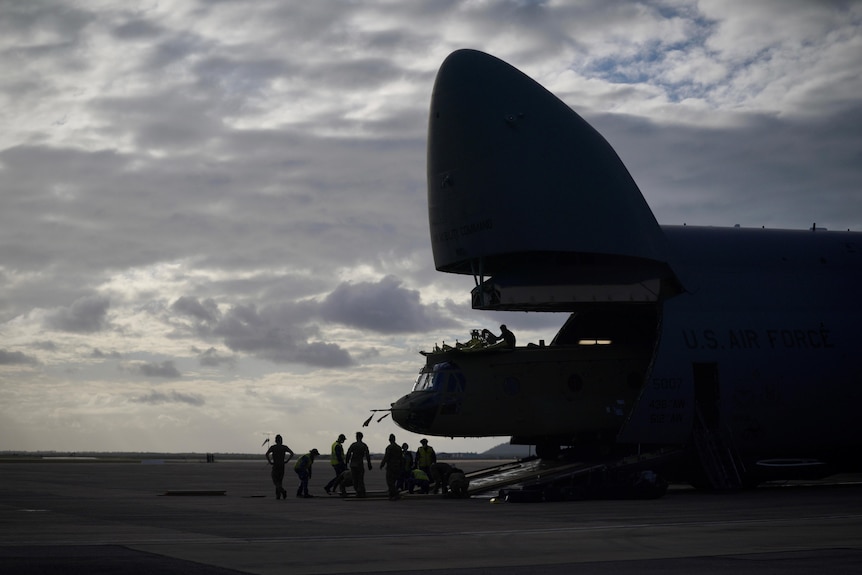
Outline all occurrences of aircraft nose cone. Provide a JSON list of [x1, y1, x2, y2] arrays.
[[427, 49, 669, 275], [390, 393, 437, 434]]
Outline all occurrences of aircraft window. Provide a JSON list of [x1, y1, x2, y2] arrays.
[[413, 371, 434, 392], [412, 362, 465, 393], [431, 370, 445, 391]]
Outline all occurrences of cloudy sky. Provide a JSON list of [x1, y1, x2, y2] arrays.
[[2, 1, 860, 455]]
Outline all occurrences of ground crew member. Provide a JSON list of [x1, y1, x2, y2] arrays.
[[397, 443, 413, 491], [324, 434, 347, 495], [345, 431, 372, 497], [447, 469, 469, 498], [407, 468, 430, 494], [264, 434, 294, 500], [380, 433, 404, 500], [415, 438, 436, 475], [429, 461, 453, 495], [293, 448, 319, 498]]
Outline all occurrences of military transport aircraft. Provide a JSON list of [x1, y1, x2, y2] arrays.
[[387, 49, 862, 489]]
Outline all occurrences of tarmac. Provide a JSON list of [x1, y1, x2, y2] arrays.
[[1, 458, 861, 574]]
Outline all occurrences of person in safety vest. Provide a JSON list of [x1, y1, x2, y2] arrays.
[[323, 434, 347, 495], [415, 438, 436, 476], [407, 468, 430, 494], [294, 448, 319, 498]]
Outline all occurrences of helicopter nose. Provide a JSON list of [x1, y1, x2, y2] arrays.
[[391, 393, 438, 434]]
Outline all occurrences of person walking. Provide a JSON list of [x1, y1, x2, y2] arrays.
[[323, 434, 347, 495], [264, 434, 294, 500], [345, 431, 372, 497], [293, 448, 320, 498], [380, 433, 404, 500]]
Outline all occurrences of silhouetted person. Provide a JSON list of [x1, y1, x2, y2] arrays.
[[324, 434, 347, 495], [407, 468, 430, 494], [265, 434, 294, 500], [498, 324, 516, 348], [446, 468, 469, 498], [482, 324, 516, 348], [345, 431, 372, 497], [396, 442, 413, 491], [430, 462, 456, 495], [380, 433, 404, 500], [294, 448, 320, 498], [415, 438, 436, 475]]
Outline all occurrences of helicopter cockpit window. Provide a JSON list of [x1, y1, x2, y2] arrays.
[[413, 363, 444, 392], [412, 370, 434, 392], [413, 362, 464, 392]]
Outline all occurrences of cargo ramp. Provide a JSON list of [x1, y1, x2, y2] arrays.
[[465, 448, 685, 501]]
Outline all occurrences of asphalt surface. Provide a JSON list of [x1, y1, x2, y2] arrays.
[[1, 459, 861, 574]]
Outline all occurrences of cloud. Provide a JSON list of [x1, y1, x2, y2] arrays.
[[213, 303, 353, 367], [92, 348, 122, 360], [136, 361, 182, 379], [132, 390, 205, 406], [321, 275, 455, 333], [169, 284, 456, 368], [1, 1, 860, 455], [0, 349, 39, 366], [172, 296, 220, 324], [44, 295, 111, 333], [32, 341, 57, 352], [195, 346, 236, 368]]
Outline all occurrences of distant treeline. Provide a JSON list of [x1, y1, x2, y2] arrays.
[[1, 446, 531, 461]]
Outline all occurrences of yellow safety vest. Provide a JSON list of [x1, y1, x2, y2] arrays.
[[416, 446, 435, 467], [330, 441, 343, 465]]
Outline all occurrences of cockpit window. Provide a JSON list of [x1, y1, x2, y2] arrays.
[[413, 362, 466, 393], [413, 370, 434, 392]]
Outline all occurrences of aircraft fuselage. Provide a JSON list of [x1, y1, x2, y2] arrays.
[[392, 49, 862, 486]]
